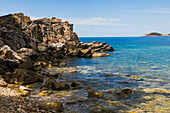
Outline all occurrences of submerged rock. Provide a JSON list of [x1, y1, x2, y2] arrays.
[[116, 88, 132, 97], [44, 78, 70, 90], [88, 90, 104, 98], [37, 90, 53, 96]]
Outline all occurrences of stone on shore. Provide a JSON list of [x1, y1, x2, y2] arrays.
[[40, 101, 63, 112], [19, 85, 32, 96], [4, 69, 43, 85]]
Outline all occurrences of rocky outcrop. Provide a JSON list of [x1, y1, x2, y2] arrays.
[[0, 13, 115, 112], [0, 13, 114, 86], [142, 32, 170, 37], [22, 17, 80, 46], [0, 13, 114, 59]]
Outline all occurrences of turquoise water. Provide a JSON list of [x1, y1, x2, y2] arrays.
[[42, 37, 170, 112], [63, 37, 170, 90]]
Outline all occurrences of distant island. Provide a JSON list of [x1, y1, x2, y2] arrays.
[[142, 32, 170, 37]]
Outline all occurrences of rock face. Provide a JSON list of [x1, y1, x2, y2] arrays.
[[22, 17, 80, 46], [0, 13, 37, 51]]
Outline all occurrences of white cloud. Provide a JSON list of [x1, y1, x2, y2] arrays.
[[30, 16, 128, 26], [62, 17, 127, 26]]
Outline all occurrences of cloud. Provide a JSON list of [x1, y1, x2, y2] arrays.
[[62, 17, 127, 26], [30, 16, 128, 26], [149, 8, 170, 14], [126, 8, 170, 14]]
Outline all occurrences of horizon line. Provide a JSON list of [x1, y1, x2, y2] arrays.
[[78, 35, 141, 37]]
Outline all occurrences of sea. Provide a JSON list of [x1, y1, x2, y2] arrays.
[[43, 37, 170, 112], [63, 37, 170, 90]]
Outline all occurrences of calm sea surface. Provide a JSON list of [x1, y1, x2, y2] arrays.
[[63, 37, 170, 90]]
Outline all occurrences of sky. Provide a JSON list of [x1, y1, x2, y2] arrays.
[[1, 0, 170, 37]]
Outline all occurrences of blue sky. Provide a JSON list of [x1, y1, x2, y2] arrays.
[[1, 0, 170, 37]]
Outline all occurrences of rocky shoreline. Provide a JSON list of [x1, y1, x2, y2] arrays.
[[0, 13, 169, 113], [0, 13, 115, 112]]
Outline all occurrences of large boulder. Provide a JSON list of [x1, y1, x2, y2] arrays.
[[4, 69, 43, 85]]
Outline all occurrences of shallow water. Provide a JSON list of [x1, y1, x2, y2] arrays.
[[31, 37, 170, 112], [62, 37, 170, 90]]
